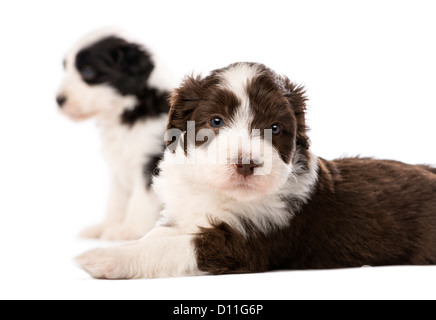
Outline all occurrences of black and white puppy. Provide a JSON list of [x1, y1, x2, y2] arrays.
[[57, 29, 175, 240], [76, 62, 436, 279]]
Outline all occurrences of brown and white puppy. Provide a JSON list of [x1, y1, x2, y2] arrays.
[[76, 62, 436, 279]]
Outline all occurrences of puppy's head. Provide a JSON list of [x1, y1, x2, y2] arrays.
[[167, 62, 310, 201], [57, 30, 154, 121]]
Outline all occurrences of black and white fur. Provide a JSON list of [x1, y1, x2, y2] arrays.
[[57, 29, 176, 240]]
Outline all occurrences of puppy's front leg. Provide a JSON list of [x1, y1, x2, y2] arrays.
[[101, 180, 161, 241], [76, 227, 204, 279], [79, 176, 129, 239]]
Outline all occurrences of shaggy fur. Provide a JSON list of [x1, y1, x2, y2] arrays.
[[57, 29, 176, 240], [76, 62, 436, 279]]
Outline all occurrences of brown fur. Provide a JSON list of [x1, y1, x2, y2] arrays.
[[168, 63, 310, 165], [168, 62, 436, 274], [167, 75, 240, 151], [196, 158, 436, 273], [247, 73, 297, 164]]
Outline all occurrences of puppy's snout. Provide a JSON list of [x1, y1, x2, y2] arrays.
[[56, 95, 67, 108], [235, 159, 262, 177]]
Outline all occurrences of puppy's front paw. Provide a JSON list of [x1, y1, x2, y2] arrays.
[[101, 225, 145, 241], [79, 223, 107, 239], [75, 247, 140, 280]]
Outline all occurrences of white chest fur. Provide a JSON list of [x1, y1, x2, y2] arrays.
[[98, 114, 167, 192], [78, 113, 168, 241], [153, 149, 319, 236]]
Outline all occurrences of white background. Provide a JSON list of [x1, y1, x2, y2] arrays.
[[0, 0, 435, 300]]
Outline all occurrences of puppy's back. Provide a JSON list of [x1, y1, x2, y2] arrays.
[[305, 158, 436, 267]]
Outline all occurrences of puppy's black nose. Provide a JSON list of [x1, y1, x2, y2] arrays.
[[236, 161, 261, 177], [56, 95, 67, 107]]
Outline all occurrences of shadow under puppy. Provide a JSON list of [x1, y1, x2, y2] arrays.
[[57, 29, 175, 240], [77, 62, 436, 279]]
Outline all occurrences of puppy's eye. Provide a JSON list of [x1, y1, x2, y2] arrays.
[[270, 124, 281, 135], [210, 117, 224, 128], [81, 66, 96, 81]]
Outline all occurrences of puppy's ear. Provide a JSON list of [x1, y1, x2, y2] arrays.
[[112, 43, 154, 80], [165, 76, 204, 149], [167, 76, 204, 131], [282, 78, 310, 151]]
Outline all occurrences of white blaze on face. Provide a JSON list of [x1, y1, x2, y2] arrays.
[[218, 63, 260, 165], [185, 64, 293, 201]]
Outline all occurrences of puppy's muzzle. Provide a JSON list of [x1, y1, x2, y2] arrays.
[[235, 159, 263, 177], [56, 95, 67, 108]]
